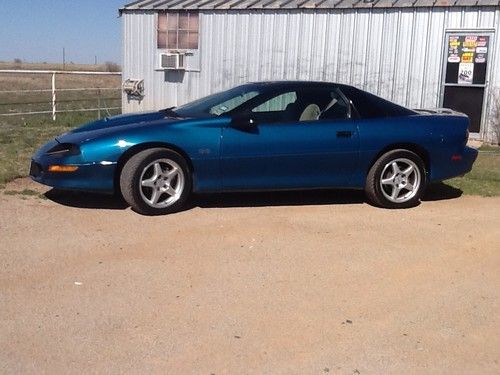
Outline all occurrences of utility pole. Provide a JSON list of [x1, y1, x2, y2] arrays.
[[95, 55, 97, 65], [63, 47, 66, 70]]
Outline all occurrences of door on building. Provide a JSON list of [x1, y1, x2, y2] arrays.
[[442, 31, 493, 134]]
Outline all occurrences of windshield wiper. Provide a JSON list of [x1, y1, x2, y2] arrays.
[[163, 106, 179, 118]]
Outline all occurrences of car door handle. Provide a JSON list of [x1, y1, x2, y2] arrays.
[[336, 131, 353, 138]]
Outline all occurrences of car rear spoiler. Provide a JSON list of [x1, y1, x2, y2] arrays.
[[412, 108, 467, 117]]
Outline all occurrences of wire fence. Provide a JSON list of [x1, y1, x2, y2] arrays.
[[0, 70, 122, 121]]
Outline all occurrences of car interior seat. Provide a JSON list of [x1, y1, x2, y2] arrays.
[[299, 104, 321, 121]]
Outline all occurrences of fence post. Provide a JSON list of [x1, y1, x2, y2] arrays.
[[98, 96, 101, 120], [51, 72, 56, 121]]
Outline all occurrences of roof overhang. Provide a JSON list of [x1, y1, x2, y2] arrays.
[[119, 0, 500, 15]]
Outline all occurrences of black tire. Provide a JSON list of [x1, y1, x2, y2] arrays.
[[365, 149, 427, 209], [119, 148, 192, 215]]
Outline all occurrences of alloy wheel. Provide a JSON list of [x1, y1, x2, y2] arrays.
[[379, 158, 421, 203], [139, 158, 185, 208]]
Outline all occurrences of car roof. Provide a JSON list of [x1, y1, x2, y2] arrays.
[[240, 80, 357, 93], [246, 80, 341, 87]]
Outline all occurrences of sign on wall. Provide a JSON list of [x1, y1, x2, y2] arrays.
[[445, 35, 489, 85]]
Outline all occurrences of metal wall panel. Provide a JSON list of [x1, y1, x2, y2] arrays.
[[123, 7, 500, 140]]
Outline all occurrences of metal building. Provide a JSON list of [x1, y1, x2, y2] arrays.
[[120, 0, 500, 142]]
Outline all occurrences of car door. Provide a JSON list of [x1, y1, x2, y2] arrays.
[[220, 87, 360, 191]]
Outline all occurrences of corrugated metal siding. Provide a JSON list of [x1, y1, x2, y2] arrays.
[[123, 7, 500, 141]]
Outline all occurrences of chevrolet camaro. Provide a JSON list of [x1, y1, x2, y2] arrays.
[[30, 81, 477, 215]]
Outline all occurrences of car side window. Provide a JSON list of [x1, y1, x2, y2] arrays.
[[277, 88, 351, 123], [242, 87, 352, 124], [240, 90, 299, 124], [252, 91, 297, 113], [318, 89, 351, 121], [209, 91, 259, 116]]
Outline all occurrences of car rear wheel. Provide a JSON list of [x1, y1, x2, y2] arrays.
[[365, 149, 426, 208], [119, 148, 191, 215]]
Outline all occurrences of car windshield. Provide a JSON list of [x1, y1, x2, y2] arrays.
[[173, 85, 261, 118]]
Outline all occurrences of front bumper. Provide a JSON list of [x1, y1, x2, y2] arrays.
[[30, 159, 117, 193]]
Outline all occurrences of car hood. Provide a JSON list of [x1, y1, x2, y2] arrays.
[[55, 111, 180, 144]]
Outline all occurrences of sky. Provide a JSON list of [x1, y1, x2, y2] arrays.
[[0, 0, 125, 64]]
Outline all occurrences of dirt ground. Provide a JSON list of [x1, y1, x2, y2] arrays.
[[1, 178, 499, 374]]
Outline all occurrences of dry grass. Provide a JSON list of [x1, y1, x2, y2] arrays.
[[0, 62, 121, 115], [0, 61, 120, 72], [0, 62, 122, 184]]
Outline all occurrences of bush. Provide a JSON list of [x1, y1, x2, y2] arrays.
[[104, 61, 121, 72], [14, 58, 22, 64]]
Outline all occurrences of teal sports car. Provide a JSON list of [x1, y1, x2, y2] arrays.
[[31, 81, 477, 215]]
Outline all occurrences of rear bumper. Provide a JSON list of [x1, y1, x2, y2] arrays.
[[30, 159, 116, 193], [430, 146, 478, 182], [462, 146, 479, 173]]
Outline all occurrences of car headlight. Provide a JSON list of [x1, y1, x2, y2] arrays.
[[46, 143, 80, 156]]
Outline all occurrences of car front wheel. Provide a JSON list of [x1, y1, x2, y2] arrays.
[[365, 149, 426, 208], [119, 148, 191, 215]]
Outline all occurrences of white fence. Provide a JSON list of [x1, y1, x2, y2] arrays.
[[0, 70, 122, 121]]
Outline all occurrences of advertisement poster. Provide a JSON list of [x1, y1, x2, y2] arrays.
[[445, 35, 489, 85], [458, 62, 474, 84]]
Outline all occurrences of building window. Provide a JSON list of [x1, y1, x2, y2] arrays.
[[158, 12, 199, 50]]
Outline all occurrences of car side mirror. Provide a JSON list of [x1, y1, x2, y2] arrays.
[[231, 113, 257, 131]]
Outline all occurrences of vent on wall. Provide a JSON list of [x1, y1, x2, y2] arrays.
[[160, 53, 186, 70]]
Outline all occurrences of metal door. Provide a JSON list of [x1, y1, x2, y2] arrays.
[[441, 30, 494, 135]]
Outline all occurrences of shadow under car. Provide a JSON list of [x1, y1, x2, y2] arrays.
[[43, 182, 462, 212]]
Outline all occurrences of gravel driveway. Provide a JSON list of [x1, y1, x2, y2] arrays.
[[1, 179, 499, 374]]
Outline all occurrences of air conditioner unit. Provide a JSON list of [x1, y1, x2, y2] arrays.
[[160, 53, 186, 70]]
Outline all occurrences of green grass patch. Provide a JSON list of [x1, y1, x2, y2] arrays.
[[479, 144, 500, 153], [3, 189, 46, 199], [0, 111, 119, 184], [445, 152, 500, 196], [4, 189, 39, 196]]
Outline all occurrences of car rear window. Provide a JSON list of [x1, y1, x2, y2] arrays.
[[339, 86, 416, 119]]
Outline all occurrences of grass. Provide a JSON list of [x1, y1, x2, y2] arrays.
[[0, 65, 121, 184], [479, 144, 500, 152], [0, 115, 499, 198], [0, 61, 120, 72], [4, 188, 38, 196], [445, 149, 500, 196], [0, 112, 119, 184], [3, 188, 46, 199], [0, 62, 121, 117]]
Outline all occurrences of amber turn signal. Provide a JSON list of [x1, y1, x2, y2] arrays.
[[48, 165, 79, 172]]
